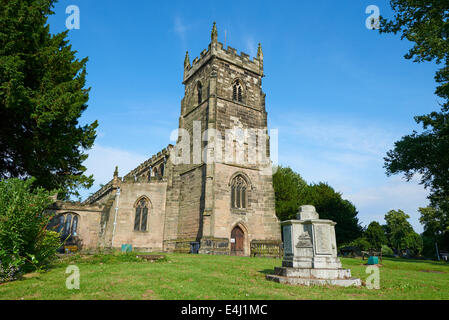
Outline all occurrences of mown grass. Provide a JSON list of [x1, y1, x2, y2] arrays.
[[0, 252, 448, 300]]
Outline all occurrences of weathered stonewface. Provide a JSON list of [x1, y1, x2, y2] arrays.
[[108, 182, 167, 251], [53, 23, 281, 256], [266, 206, 362, 287]]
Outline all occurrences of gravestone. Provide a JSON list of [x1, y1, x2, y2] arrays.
[[266, 205, 361, 287]]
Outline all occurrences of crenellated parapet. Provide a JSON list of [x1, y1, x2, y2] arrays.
[[122, 144, 173, 182], [183, 23, 263, 84], [82, 145, 173, 205]]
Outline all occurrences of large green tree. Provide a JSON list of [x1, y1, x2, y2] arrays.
[[0, 0, 97, 198], [364, 221, 387, 250], [419, 206, 449, 258], [380, 1, 449, 212], [298, 183, 363, 245], [272, 167, 362, 244], [272, 166, 307, 222], [384, 209, 423, 255]]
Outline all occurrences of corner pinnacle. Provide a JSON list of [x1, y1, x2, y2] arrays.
[[257, 43, 263, 59], [184, 51, 190, 68], [211, 21, 218, 43]]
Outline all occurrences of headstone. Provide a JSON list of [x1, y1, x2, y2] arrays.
[[266, 205, 361, 287]]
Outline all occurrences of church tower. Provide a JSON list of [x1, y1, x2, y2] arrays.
[[163, 23, 281, 256]]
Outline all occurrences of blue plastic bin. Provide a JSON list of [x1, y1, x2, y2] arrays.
[[367, 256, 379, 265]]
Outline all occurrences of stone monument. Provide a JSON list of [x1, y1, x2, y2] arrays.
[[266, 205, 361, 287]]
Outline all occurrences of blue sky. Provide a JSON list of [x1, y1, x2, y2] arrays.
[[47, 0, 441, 232]]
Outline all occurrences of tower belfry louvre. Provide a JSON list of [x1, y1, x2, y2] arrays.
[[48, 23, 282, 256]]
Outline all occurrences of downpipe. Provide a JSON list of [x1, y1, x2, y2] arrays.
[[111, 187, 121, 248]]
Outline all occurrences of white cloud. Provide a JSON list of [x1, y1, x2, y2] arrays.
[[272, 115, 429, 232], [79, 144, 147, 200], [173, 16, 188, 47], [281, 117, 396, 157], [245, 36, 257, 58], [345, 176, 429, 232]]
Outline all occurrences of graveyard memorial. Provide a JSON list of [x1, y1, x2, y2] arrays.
[[266, 206, 361, 287]]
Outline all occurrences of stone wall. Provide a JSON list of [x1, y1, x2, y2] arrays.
[[105, 181, 168, 251], [176, 165, 205, 240], [211, 163, 281, 254]]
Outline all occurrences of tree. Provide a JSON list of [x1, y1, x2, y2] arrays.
[[419, 206, 448, 235], [404, 232, 424, 256], [365, 221, 387, 250], [345, 237, 372, 252], [384, 209, 423, 255], [298, 183, 363, 245], [0, 0, 98, 199], [271, 167, 363, 244], [419, 206, 449, 259], [380, 1, 449, 213], [272, 166, 307, 222]]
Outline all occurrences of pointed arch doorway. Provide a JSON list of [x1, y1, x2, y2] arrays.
[[230, 225, 245, 256]]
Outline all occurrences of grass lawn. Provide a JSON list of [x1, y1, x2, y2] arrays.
[[0, 253, 448, 300]]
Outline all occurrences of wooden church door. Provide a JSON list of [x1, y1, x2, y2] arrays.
[[231, 226, 244, 256]]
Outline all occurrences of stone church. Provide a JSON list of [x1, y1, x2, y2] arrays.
[[48, 23, 282, 256]]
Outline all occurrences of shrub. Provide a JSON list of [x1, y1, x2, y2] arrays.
[[0, 178, 60, 279], [381, 245, 394, 257], [348, 237, 372, 251], [30, 231, 64, 270], [339, 237, 373, 257], [0, 249, 25, 282]]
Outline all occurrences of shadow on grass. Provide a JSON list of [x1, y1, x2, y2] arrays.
[[258, 269, 275, 275]]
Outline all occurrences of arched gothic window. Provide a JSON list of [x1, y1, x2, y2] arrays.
[[231, 175, 249, 209], [48, 212, 79, 240], [134, 198, 149, 231], [197, 82, 202, 104], [232, 80, 243, 103]]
